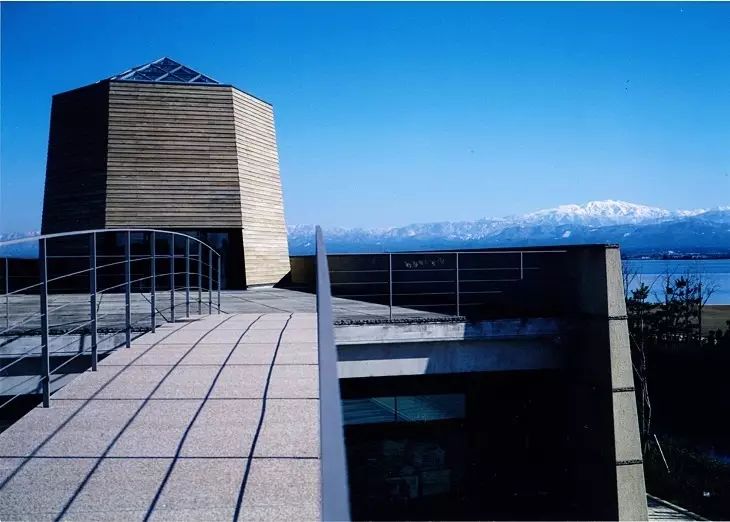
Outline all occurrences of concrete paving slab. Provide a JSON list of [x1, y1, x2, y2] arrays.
[[239, 458, 320, 521], [0, 457, 98, 521], [254, 399, 319, 457], [209, 366, 269, 399], [123, 345, 192, 366], [275, 342, 318, 365], [227, 343, 277, 365], [49, 365, 128, 400], [36, 400, 144, 457], [62, 458, 172, 517], [89, 366, 173, 400], [179, 399, 262, 458], [179, 343, 237, 365], [160, 328, 214, 345], [0, 400, 87, 457], [248, 319, 290, 330], [198, 328, 254, 344], [268, 365, 319, 398], [281, 328, 318, 343], [237, 329, 285, 344], [151, 366, 220, 399], [144, 458, 245, 521], [108, 399, 201, 457]]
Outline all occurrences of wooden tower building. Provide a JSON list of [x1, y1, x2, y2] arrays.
[[41, 57, 290, 288]]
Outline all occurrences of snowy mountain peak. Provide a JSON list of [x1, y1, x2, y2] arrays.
[[520, 200, 674, 226]]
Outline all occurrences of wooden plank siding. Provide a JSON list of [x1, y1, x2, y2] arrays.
[[105, 82, 242, 228], [231, 88, 291, 286], [41, 80, 290, 286], [41, 82, 110, 234]]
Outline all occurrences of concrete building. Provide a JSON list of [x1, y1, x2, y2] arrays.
[[41, 57, 290, 288], [1, 58, 654, 521]]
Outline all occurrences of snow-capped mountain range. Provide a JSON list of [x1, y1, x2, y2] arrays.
[[287, 200, 730, 256], [2, 201, 729, 258]]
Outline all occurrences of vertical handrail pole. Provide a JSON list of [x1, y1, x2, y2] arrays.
[[125, 231, 131, 348], [4, 259, 8, 329], [150, 232, 156, 333], [39, 238, 50, 407], [197, 244, 202, 314], [388, 253, 393, 321], [520, 251, 524, 280], [89, 233, 98, 371], [170, 234, 175, 323], [185, 238, 190, 318], [208, 248, 213, 314], [217, 255, 221, 314], [456, 252, 460, 317]]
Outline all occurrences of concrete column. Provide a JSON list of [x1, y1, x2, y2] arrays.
[[571, 245, 648, 521], [605, 247, 648, 521]]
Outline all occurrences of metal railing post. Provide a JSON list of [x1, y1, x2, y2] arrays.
[[150, 232, 156, 333], [125, 231, 131, 348], [197, 245, 202, 315], [456, 252, 460, 317], [170, 234, 175, 323], [520, 251, 524, 280], [208, 249, 212, 314], [39, 238, 50, 407], [185, 238, 190, 318], [89, 233, 98, 371], [217, 255, 221, 314], [388, 253, 393, 321], [4, 259, 8, 329]]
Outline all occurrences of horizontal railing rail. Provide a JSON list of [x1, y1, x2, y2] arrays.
[[326, 249, 570, 320], [0, 228, 222, 409]]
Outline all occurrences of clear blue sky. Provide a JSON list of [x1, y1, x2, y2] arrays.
[[1, 2, 728, 233]]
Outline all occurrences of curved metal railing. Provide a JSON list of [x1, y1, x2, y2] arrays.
[[0, 229, 222, 409]]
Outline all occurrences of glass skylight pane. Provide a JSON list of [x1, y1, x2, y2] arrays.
[[109, 59, 218, 85], [143, 65, 167, 80], [156, 58, 180, 72], [163, 74, 186, 82], [129, 71, 156, 81], [173, 67, 197, 81], [193, 75, 216, 83]]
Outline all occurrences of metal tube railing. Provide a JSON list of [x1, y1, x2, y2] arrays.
[[38, 238, 50, 407], [0, 228, 222, 410], [329, 249, 568, 321], [89, 233, 98, 370], [315, 226, 351, 521]]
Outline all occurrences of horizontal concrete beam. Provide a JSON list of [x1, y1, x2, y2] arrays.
[[337, 337, 563, 378], [335, 317, 562, 345]]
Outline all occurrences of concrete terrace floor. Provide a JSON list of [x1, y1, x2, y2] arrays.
[[1, 287, 447, 336], [0, 312, 320, 521]]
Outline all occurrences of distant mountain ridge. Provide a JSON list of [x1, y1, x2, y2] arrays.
[[287, 200, 730, 256], [2, 201, 729, 258]]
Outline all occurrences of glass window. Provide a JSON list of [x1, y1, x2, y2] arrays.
[[343, 394, 465, 425]]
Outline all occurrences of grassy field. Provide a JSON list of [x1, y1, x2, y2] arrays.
[[702, 305, 730, 336]]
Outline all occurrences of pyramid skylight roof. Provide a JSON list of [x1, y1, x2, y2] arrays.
[[109, 57, 219, 85]]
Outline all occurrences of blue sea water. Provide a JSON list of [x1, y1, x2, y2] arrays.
[[624, 259, 730, 305]]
